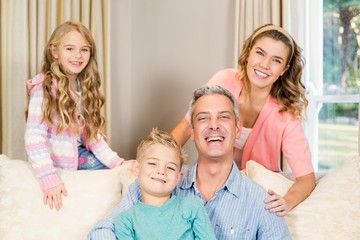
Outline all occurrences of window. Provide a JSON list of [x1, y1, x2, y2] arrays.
[[309, 0, 360, 171]]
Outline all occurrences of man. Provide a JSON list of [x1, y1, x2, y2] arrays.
[[88, 85, 291, 239]]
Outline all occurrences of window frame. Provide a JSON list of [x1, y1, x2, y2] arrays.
[[300, 0, 360, 171]]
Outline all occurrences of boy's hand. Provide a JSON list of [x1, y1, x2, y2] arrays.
[[43, 184, 68, 210]]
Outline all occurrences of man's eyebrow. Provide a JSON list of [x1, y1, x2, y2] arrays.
[[219, 111, 233, 115], [195, 112, 210, 116], [195, 111, 233, 116]]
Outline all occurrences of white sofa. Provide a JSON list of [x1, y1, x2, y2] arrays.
[[1, 154, 359, 240]]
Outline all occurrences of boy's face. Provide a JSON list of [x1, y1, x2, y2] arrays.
[[135, 143, 182, 198]]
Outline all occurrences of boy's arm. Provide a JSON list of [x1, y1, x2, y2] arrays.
[[114, 212, 136, 240], [87, 180, 141, 240], [192, 201, 217, 240]]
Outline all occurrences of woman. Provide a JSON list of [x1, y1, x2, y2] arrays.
[[171, 24, 316, 216]]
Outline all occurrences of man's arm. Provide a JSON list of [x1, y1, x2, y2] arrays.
[[258, 202, 292, 240], [87, 180, 141, 240]]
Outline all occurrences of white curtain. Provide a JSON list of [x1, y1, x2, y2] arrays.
[[234, 0, 282, 66], [0, 0, 110, 160]]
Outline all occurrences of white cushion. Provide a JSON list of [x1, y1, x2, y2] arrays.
[[285, 157, 360, 239], [245, 158, 360, 239], [0, 154, 135, 240], [246, 160, 294, 196]]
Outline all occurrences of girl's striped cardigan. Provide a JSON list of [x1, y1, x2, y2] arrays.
[[25, 73, 124, 191]]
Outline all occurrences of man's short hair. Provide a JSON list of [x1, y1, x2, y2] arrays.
[[189, 85, 240, 126]]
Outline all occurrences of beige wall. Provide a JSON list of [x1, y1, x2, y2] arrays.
[[109, 0, 236, 162]]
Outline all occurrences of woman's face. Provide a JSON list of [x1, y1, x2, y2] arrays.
[[246, 36, 289, 92]]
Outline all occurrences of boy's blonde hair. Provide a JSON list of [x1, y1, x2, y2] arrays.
[[136, 128, 186, 168]]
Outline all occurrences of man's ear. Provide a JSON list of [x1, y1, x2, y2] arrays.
[[190, 126, 195, 142], [236, 121, 242, 139], [132, 161, 140, 176], [50, 45, 58, 59]]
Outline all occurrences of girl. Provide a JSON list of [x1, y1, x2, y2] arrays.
[[171, 24, 316, 216], [25, 21, 127, 210]]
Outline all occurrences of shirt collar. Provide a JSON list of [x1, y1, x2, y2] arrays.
[[178, 161, 243, 198]]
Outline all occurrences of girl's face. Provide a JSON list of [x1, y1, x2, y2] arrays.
[[51, 30, 91, 81], [246, 36, 289, 92]]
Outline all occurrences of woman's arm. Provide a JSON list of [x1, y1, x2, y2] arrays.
[[171, 118, 192, 147], [265, 172, 316, 216]]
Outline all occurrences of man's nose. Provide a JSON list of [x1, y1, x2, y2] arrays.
[[209, 118, 220, 130]]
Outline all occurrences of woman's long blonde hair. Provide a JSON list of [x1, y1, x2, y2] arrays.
[[238, 24, 308, 119], [41, 21, 105, 144]]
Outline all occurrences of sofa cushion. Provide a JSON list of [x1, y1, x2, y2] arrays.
[[246, 160, 294, 196], [285, 156, 360, 239], [245, 157, 360, 239], [0, 154, 135, 240]]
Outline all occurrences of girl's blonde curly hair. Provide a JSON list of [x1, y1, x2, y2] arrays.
[[40, 21, 105, 145]]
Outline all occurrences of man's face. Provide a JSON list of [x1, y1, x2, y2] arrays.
[[191, 94, 240, 161]]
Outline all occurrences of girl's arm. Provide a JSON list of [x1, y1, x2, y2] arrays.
[[171, 118, 192, 147], [88, 136, 125, 168], [25, 77, 64, 193]]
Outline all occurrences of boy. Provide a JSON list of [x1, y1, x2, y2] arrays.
[[114, 128, 216, 240]]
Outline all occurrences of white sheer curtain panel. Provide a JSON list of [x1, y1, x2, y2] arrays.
[[0, 0, 110, 160], [234, 0, 282, 67]]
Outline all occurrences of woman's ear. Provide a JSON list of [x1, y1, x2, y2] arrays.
[[50, 45, 58, 59], [281, 64, 290, 76]]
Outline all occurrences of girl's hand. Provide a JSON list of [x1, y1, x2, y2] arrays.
[[43, 184, 68, 211], [264, 189, 289, 216]]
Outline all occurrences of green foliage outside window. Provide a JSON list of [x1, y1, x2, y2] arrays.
[[323, 0, 360, 95]]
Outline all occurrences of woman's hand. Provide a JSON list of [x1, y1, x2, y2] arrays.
[[43, 184, 68, 210], [264, 189, 289, 216]]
